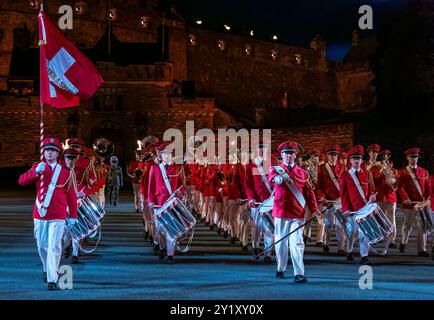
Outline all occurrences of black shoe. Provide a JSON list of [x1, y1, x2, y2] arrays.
[[167, 256, 174, 264], [316, 241, 324, 247], [323, 245, 330, 253], [152, 244, 160, 256], [159, 248, 167, 260], [241, 245, 249, 252], [224, 231, 229, 239], [347, 253, 354, 261], [63, 244, 72, 259], [399, 243, 406, 253], [275, 271, 285, 279], [135, 209, 139, 213], [143, 231, 149, 241], [431, 248, 434, 260], [360, 256, 372, 265], [388, 242, 397, 249], [47, 282, 57, 290], [252, 248, 260, 259], [264, 256, 272, 264], [337, 249, 346, 256], [149, 236, 154, 244], [42, 272, 47, 283], [71, 256, 79, 264], [294, 275, 308, 283], [209, 224, 214, 231], [230, 237, 236, 244], [217, 228, 222, 235], [418, 251, 429, 257], [306, 237, 312, 243]]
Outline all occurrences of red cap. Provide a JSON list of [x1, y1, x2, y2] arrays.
[[67, 137, 85, 147], [405, 147, 420, 157], [340, 152, 348, 159], [326, 145, 341, 154], [157, 143, 172, 153], [348, 145, 364, 159], [42, 137, 61, 152], [63, 148, 79, 158], [378, 149, 392, 161], [309, 148, 321, 156], [278, 140, 299, 154], [367, 144, 381, 153]]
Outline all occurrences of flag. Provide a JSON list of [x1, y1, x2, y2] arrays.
[[38, 11, 104, 108]]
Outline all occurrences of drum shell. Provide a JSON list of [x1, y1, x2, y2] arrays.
[[416, 208, 434, 233]]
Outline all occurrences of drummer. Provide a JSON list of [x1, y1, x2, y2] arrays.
[[147, 143, 185, 264], [18, 138, 78, 290], [340, 145, 376, 265]]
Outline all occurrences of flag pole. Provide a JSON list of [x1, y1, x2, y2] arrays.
[[39, 2, 45, 202]]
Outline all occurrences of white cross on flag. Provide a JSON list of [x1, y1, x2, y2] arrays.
[[38, 11, 103, 108]]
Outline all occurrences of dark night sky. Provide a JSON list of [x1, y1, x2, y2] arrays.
[[161, 0, 412, 61]]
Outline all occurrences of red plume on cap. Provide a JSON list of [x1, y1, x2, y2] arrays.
[[348, 145, 364, 158]]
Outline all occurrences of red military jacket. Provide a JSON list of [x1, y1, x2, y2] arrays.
[[205, 164, 219, 197], [74, 156, 96, 196], [127, 159, 141, 184], [227, 163, 246, 200], [245, 159, 272, 206], [316, 162, 345, 201], [18, 162, 78, 221], [147, 163, 184, 206], [139, 160, 154, 200], [268, 163, 318, 219], [340, 168, 375, 213], [429, 175, 434, 211], [397, 165, 429, 209], [370, 164, 397, 203]]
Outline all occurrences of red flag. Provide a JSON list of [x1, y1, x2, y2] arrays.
[[38, 11, 104, 108]]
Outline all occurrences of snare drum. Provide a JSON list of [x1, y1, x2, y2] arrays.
[[354, 203, 393, 244], [257, 196, 275, 235], [68, 196, 104, 241], [415, 207, 434, 233], [334, 209, 347, 226], [154, 196, 196, 240]]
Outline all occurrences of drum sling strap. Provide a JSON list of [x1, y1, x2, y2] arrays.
[[406, 166, 424, 200], [159, 163, 173, 195], [273, 165, 306, 209], [325, 163, 340, 193], [36, 164, 62, 218], [348, 169, 367, 204], [255, 158, 273, 194]]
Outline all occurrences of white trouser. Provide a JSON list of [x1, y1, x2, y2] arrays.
[[155, 219, 176, 256], [34, 219, 66, 283], [303, 207, 324, 242], [214, 202, 223, 228], [239, 206, 251, 246], [250, 208, 273, 256], [222, 196, 230, 231], [274, 217, 305, 276], [98, 187, 105, 209], [207, 196, 216, 224], [186, 186, 195, 212], [323, 208, 346, 250], [228, 200, 240, 237], [401, 208, 427, 252], [346, 218, 371, 257], [378, 202, 397, 242], [62, 227, 79, 257], [132, 183, 141, 210]]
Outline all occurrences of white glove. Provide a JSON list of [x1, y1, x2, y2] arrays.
[[274, 176, 283, 185], [35, 162, 46, 174], [68, 218, 77, 226], [248, 199, 256, 207]]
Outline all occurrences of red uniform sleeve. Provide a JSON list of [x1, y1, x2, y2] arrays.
[[315, 166, 325, 201], [423, 170, 430, 200], [397, 169, 410, 203], [244, 164, 256, 201], [340, 173, 351, 213], [18, 164, 38, 186], [147, 165, 157, 205], [430, 176, 434, 211], [66, 172, 78, 219]]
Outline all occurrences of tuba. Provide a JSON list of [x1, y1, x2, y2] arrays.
[[93, 138, 114, 160]]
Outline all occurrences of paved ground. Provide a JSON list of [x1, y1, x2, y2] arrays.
[[0, 189, 433, 300]]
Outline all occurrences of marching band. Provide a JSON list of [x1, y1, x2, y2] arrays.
[[18, 134, 434, 290]]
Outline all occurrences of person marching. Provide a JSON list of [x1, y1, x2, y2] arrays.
[[363, 144, 381, 171], [107, 155, 123, 207], [397, 148, 430, 257], [268, 141, 320, 283], [245, 141, 274, 263], [18, 138, 78, 290], [316, 145, 347, 255], [147, 143, 185, 264], [371, 150, 398, 249], [127, 150, 144, 213], [340, 145, 377, 265]]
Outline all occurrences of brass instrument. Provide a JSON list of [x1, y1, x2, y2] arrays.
[[216, 171, 227, 187], [93, 138, 114, 160], [380, 161, 397, 190], [140, 135, 159, 162]]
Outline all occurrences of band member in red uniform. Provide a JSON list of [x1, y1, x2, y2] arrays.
[[339, 152, 349, 170], [67, 138, 96, 197], [371, 150, 398, 249], [340, 145, 376, 265], [268, 141, 320, 283], [18, 138, 78, 290], [245, 141, 273, 263], [429, 173, 434, 260], [127, 150, 143, 213], [316, 145, 346, 255], [362, 144, 381, 171], [397, 148, 430, 256], [147, 143, 185, 264]]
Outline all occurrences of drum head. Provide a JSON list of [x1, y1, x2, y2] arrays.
[[354, 203, 378, 221]]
